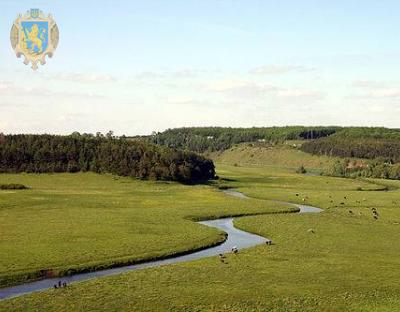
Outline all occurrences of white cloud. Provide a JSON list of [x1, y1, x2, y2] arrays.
[[173, 69, 198, 78], [135, 71, 166, 79], [367, 105, 385, 113], [249, 65, 315, 75], [49, 73, 117, 83], [349, 89, 400, 100], [366, 89, 400, 99], [208, 79, 324, 101], [208, 79, 279, 93], [0, 81, 42, 97], [276, 89, 325, 100], [348, 80, 400, 100], [0, 80, 105, 99], [0, 80, 19, 94], [165, 95, 199, 105], [351, 80, 388, 89], [134, 69, 218, 80]]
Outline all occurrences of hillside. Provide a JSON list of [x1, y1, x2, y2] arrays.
[[146, 126, 400, 180], [150, 126, 340, 153], [328, 127, 400, 140], [211, 142, 400, 180], [149, 126, 400, 156], [210, 143, 335, 172], [301, 128, 400, 163]]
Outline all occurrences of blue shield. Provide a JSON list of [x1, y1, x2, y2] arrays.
[[21, 21, 49, 55]]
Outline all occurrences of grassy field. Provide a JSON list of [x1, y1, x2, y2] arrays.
[[0, 173, 292, 288], [210, 143, 336, 173], [1, 147, 400, 311]]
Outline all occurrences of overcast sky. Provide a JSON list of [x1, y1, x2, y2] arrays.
[[0, 0, 399, 135]]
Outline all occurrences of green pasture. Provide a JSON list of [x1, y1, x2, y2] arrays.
[[1, 148, 400, 311], [0, 173, 291, 288], [211, 143, 336, 172]]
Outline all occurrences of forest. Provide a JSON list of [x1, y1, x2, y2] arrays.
[[0, 133, 215, 183], [145, 126, 400, 180], [301, 131, 400, 163], [300, 128, 400, 180], [323, 158, 400, 180], [148, 126, 400, 158], [149, 126, 340, 152]]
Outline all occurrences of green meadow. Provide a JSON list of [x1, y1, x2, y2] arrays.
[[1, 145, 400, 311], [210, 142, 337, 172], [0, 172, 292, 288]]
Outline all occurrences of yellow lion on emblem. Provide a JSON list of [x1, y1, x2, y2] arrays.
[[20, 24, 46, 54]]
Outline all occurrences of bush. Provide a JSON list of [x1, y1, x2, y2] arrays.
[[323, 159, 400, 180], [296, 165, 307, 174], [0, 184, 29, 190]]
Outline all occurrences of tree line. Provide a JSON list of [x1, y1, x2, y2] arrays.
[[300, 128, 400, 180], [0, 133, 215, 183], [301, 137, 400, 164], [324, 159, 400, 180], [148, 126, 340, 153]]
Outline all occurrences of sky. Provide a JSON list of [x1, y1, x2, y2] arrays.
[[0, 0, 399, 135]]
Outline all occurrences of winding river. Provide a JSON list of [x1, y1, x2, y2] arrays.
[[0, 190, 322, 300]]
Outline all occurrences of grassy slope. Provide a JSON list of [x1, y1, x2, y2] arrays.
[[1, 147, 400, 311], [210, 143, 336, 173], [0, 173, 292, 287]]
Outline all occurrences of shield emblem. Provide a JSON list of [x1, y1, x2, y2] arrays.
[[20, 21, 49, 55], [10, 9, 59, 70]]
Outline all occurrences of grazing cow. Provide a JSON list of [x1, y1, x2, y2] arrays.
[[265, 240, 272, 245], [348, 210, 353, 214], [373, 215, 378, 220], [232, 246, 239, 254], [296, 193, 299, 197], [307, 229, 315, 234]]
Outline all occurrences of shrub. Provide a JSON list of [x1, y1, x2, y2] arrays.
[[296, 165, 307, 174], [0, 184, 29, 190]]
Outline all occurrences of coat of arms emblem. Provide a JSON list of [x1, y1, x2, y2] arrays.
[[10, 9, 59, 70]]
